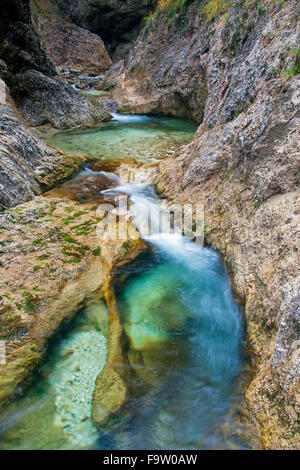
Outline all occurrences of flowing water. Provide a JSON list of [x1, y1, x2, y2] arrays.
[[0, 114, 255, 450], [97, 183, 249, 450]]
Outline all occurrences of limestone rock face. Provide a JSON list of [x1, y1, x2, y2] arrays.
[[31, 1, 112, 73], [0, 0, 55, 77], [13, 69, 111, 128], [54, 0, 157, 54], [0, 79, 87, 210], [108, 0, 300, 449], [110, 18, 208, 121], [0, 0, 110, 128]]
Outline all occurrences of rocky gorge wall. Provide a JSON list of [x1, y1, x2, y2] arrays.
[[53, 0, 157, 57], [0, 0, 299, 450], [0, 0, 112, 211], [0, 0, 110, 127], [105, 0, 300, 449], [30, 0, 112, 73], [0, 79, 88, 211]]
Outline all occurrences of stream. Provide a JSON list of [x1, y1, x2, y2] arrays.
[[0, 114, 255, 450], [47, 113, 197, 164]]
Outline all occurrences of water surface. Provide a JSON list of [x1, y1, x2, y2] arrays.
[[0, 114, 256, 450], [47, 113, 197, 164], [0, 303, 108, 450], [96, 182, 250, 450]]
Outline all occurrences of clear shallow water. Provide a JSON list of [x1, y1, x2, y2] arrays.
[[47, 114, 197, 164], [96, 183, 249, 450], [0, 302, 108, 450], [0, 247, 248, 450], [103, 249, 246, 450], [0, 116, 254, 450]]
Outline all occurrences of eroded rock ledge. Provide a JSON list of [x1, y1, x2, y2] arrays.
[[0, 190, 144, 409], [0, 79, 85, 211]]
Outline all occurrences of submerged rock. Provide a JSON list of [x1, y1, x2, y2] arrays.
[[49, 330, 107, 448], [45, 168, 117, 203], [122, 267, 189, 351], [92, 236, 146, 431]]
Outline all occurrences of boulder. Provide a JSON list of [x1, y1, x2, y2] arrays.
[[31, 2, 112, 74]]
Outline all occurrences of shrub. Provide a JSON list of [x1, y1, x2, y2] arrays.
[[203, 0, 231, 22]]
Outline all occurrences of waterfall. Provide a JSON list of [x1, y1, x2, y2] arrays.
[[100, 180, 246, 449], [110, 113, 152, 123], [102, 182, 204, 263]]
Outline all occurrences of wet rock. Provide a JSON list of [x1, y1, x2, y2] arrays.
[[45, 168, 117, 203], [0, 79, 87, 211], [92, 366, 128, 431]]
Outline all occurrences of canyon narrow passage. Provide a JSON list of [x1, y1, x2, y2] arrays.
[[0, 114, 256, 450]]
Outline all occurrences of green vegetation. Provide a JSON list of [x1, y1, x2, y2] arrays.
[[70, 220, 95, 236], [21, 291, 37, 313], [0, 310, 26, 341], [158, 0, 188, 13], [257, 5, 265, 15], [283, 44, 300, 79], [60, 167, 73, 178], [64, 206, 76, 213], [202, 0, 231, 22], [283, 63, 300, 79], [44, 263, 53, 272], [92, 247, 101, 256], [121, 240, 132, 255], [37, 254, 49, 260], [146, 0, 288, 28], [32, 239, 42, 246], [61, 232, 80, 245], [62, 210, 88, 226], [31, 0, 50, 17], [145, 0, 191, 27], [61, 243, 89, 264]]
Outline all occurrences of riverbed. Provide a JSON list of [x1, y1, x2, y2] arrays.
[[0, 114, 256, 450]]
